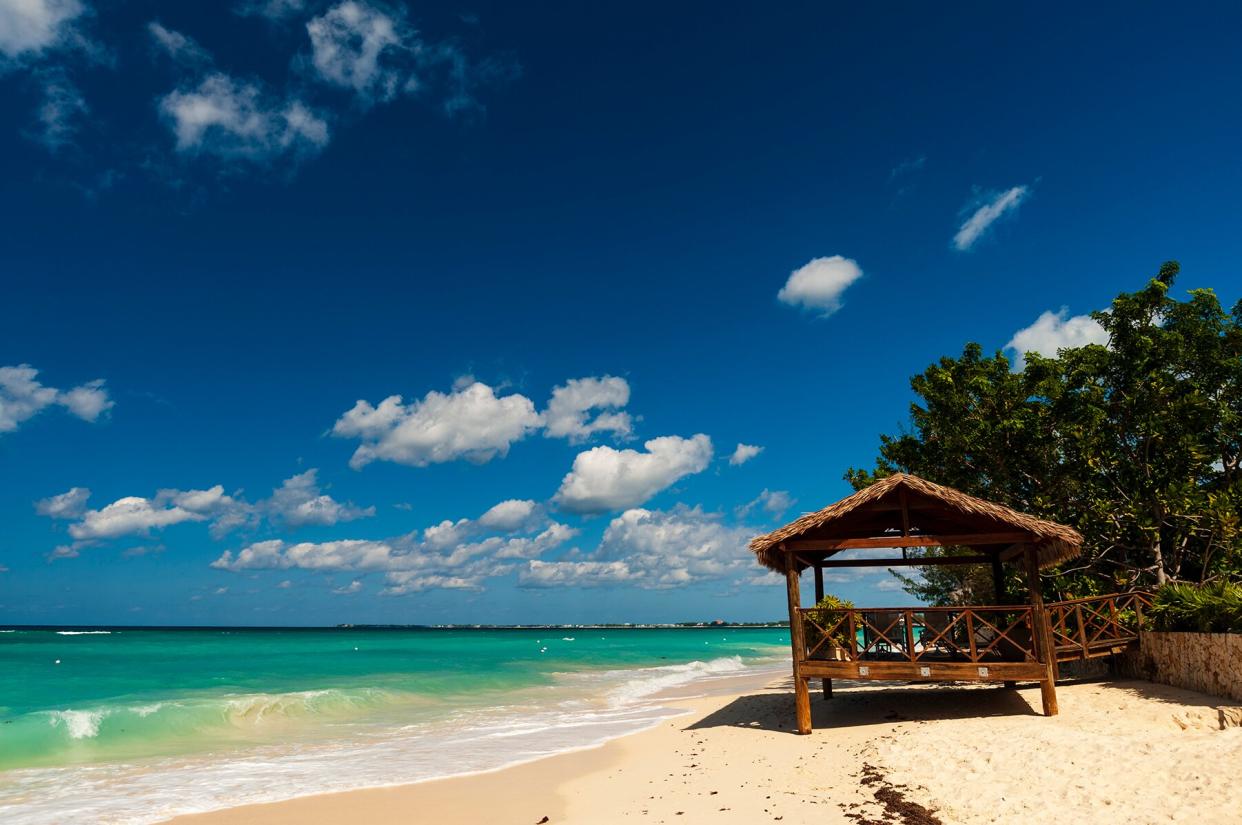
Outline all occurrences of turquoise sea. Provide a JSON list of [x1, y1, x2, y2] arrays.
[[0, 626, 788, 824]]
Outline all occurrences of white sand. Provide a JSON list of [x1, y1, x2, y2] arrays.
[[172, 677, 1242, 825]]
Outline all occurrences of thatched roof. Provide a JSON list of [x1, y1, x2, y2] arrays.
[[750, 473, 1082, 573]]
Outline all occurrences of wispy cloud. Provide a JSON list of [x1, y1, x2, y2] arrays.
[[889, 154, 926, 181], [727, 443, 763, 466], [953, 185, 1029, 251]]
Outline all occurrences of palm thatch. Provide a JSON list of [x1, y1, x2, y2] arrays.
[[750, 473, 1082, 573]]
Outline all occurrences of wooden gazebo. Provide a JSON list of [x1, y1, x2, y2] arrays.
[[750, 473, 1088, 734]]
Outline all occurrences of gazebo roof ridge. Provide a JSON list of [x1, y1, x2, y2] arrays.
[[749, 472, 1083, 573]]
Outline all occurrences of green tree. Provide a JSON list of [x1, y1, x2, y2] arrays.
[[849, 262, 1242, 603]]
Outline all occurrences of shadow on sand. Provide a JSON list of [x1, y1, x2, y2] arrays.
[[685, 678, 1041, 735]]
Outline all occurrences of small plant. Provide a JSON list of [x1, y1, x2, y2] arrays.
[[806, 594, 857, 656], [1148, 580, 1242, 633]]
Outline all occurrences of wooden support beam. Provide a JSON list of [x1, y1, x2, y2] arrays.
[[812, 563, 828, 701], [1024, 544, 1059, 716], [785, 531, 1034, 551], [817, 555, 992, 569], [991, 554, 1006, 603], [784, 548, 812, 734]]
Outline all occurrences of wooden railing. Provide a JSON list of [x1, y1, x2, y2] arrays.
[[796, 605, 1039, 665], [1046, 591, 1152, 661]]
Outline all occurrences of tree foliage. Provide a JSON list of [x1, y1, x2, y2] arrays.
[[848, 262, 1242, 602]]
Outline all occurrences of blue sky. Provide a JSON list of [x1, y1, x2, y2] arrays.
[[3, 2, 1241, 625]]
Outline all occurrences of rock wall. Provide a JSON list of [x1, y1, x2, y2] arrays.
[[1116, 631, 1242, 702]]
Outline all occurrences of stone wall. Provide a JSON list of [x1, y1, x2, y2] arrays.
[[1116, 631, 1242, 702]]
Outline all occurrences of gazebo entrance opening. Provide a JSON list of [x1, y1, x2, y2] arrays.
[[750, 474, 1148, 734]]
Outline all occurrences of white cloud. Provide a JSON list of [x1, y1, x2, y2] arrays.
[[159, 72, 330, 163], [147, 22, 211, 69], [520, 505, 756, 590], [0, 0, 83, 59], [728, 443, 762, 466], [211, 499, 577, 594], [777, 255, 863, 317], [332, 579, 363, 594], [519, 559, 634, 589], [553, 434, 713, 514], [57, 378, 111, 420], [276, 579, 292, 588], [1005, 307, 1109, 370], [306, 1, 408, 103], [477, 498, 539, 532], [333, 381, 541, 469], [542, 376, 633, 443], [0, 364, 113, 433], [35, 486, 90, 518], [736, 488, 795, 520], [953, 185, 1028, 251], [69, 495, 206, 541], [267, 469, 375, 527]]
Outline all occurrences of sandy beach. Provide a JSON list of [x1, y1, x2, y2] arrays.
[[171, 675, 1242, 825]]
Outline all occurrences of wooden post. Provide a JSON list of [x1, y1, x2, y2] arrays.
[[991, 553, 1006, 603], [1024, 544, 1059, 716], [812, 563, 831, 699], [784, 548, 812, 734]]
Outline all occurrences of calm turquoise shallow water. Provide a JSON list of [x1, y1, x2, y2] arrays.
[[0, 626, 788, 823]]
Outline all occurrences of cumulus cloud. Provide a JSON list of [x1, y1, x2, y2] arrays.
[[333, 380, 542, 469], [553, 434, 713, 514], [0, 364, 113, 434], [0, 0, 84, 59], [332, 579, 363, 594], [159, 72, 330, 163], [1005, 308, 1109, 370], [519, 506, 756, 589], [728, 443, 762, 466], [69, 495, 206, 541], [267, 468, 375, 527], [35, 486, 91, 518], [211, 498, 577, 594], [953, 185, 1029, 251], [477, 498, 540, 532], [777, 255, 863, 317], [542, 376, 633, 443]]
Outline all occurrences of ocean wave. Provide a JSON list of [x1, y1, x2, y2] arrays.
[[0, 645, 787, 824], [49, 709, 107, 739], [55, 630, 114, 635]]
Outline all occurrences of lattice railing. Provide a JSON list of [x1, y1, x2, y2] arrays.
[[1047, 591, 1152, 658], [797, 605, 1039, 664]]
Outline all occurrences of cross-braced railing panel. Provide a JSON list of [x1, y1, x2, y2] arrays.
[[797, 605, 1038, 665], [1047, 591, 1152, 659]]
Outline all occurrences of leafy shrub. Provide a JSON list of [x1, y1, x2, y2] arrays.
[[1148, 581, 1242, 633], [806, 594, 857, 651]]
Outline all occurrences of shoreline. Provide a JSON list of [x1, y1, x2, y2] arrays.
[[170, 675, 1242, 825]]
